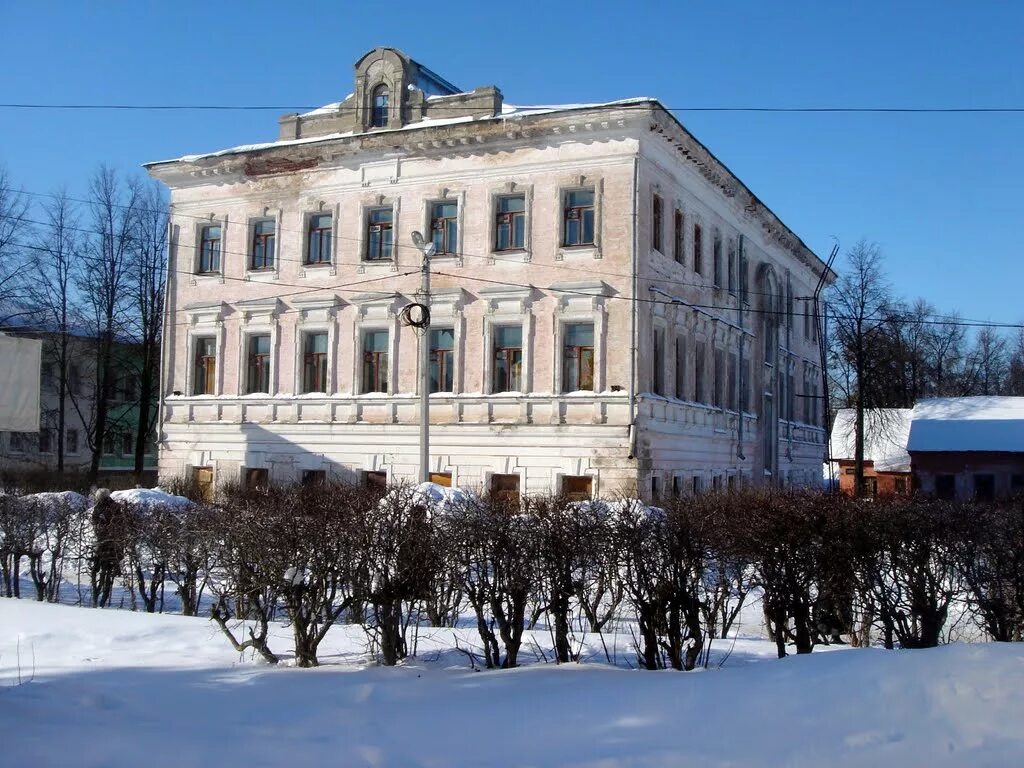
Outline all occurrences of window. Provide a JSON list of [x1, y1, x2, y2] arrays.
[[713, 231, 723, 287], [672, 475, 684, 497], [430, 201, 458, 256], [1012, 474, 1024, 492], [562, 189, 595, 247], [727, 239, 737, 294], [894, 477, 908, 494], [121, 431, 134, 457], [306, 213, 332, 264], [728, 353, 738, 411], [192, 466, 214, 502], [693, 223, 703, 275], [974, 474, 996, 502], [652, 194, 663, 252], [652, 327, 665, 396], [692, 476, 702, 495], [250, 220, 276, 271], [674, 210, 685, 264], [66, 428, 79, 454], [245, 467, 269, 492], [365, 207, 393, 261], [362, 330, 389, 393], [694, 341, 707, 403], [68, 364, 81, 396], [371, 85, 389, 128], [302, 470, 326, 487], [713, 348, 725, 408], [935, 474, 956, 500], [561, 475, 592, 501], [193, 336, 216, 395], [103, 431, 116, 456], [741, 360, 751, 413], [740, 249, 749, 301], [302, 332, 329, 393], [41, 363, 56, 391], [199, 225, 222, 273], [675, 336, 687, 400], [650, 475, 661, 502], [429, 328, 455, 393], [246, 335, 271, 394], [490, 473, 520, 503], [562, 323, 594, 392], [38, 428, 54, 454], [364, 470, 387, 489], [495, 195, 526, 251], [492, 326, 523, 393]]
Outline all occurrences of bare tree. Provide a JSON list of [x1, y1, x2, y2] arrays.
[[0, 166, 30, 325], [126, 184, 166, 479], [1006, 329, 1024, 396], [828, 240, 893, 497], [28, 191, 82, 472], [77, 167, 141, 480], [963, 327, 1008, 396]]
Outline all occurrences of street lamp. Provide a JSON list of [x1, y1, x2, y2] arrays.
[[410, 231, 436, 484]]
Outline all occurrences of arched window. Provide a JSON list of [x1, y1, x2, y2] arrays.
[[371, 85, 389, 128]]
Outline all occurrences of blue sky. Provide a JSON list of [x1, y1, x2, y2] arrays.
[[1, 1, 1021, 323]]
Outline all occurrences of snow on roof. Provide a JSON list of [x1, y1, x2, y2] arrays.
[[907, 396, 1024, 453], [147, 98, 659, 165], [829, 408, 912, 472]]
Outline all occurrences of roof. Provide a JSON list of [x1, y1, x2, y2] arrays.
[[144, 98, 659, 165], [907, 396, 1024, 453], [830, 408, 913, 472]]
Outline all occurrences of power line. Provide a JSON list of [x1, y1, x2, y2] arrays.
[[3, 102, 1024, 114], [7, 191, 1023, 330]]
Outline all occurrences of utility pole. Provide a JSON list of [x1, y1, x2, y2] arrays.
[[410, 231, 436, 483]]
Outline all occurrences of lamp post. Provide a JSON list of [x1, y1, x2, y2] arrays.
[[410, 231, 436, 483]]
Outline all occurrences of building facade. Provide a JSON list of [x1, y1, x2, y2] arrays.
[[829, 408, 913, 497], [907, 396, 1024, 501], [146, 47, 833, 499]]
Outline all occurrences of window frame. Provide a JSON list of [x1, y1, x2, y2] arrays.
[[191, 335, 218, 396], [693, 221, 704, 276], [363, 205, 395, 262], [197, 223, 223, 274], [428, 326, 456, 394], [248, 218, 277, 272], [561, 187, 596, 248], [652, 193, 664, 253], [244, 333, 272, 395], [428, 199, 459, 257], [673, 208, 685, 265], [304, 211, 334, 266], [561, 321, 595, 393], [360, 328, 391, 394], [371, 84, 390, 128], [493, 193, 528, 253], [301, 330, 330, 395], [713, 229, 723, 288], [491, 324, 524, 394]]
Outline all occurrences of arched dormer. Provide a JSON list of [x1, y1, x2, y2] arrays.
[[354, 47, 410, 131]]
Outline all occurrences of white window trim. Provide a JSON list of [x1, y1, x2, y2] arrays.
[[426, 288, 465, 395], [550, 281, 608, 394], [488, 184, 533, 263], [479, 286, 533, 395], [183, 302, 226, 397], [299, 203, 340, 277], [556, 178, 603, 261], [293, 295, 340, 395], [358, 196, 400, 270], [244, 210, 282, 281], [351, 293, 400, 395], [190, 215, 226, 284], [422, 190, 465, 266], [234, 297, 280, 396]]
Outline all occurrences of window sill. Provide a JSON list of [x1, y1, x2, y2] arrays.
[[245, 270, 278, 282], [299, 263, 337, 278], [190, 272, 224, 285], [490, 249, 530, 264], [556, 245, 601, 261], [357, 260, 398, 273]]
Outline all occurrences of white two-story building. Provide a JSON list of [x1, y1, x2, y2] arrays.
[[146, 46, 833, 499]]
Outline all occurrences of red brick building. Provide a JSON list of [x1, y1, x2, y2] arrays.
[[829, 408, 912, 497]]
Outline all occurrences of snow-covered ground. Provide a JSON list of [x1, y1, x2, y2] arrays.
[[3, 601, 1023, 767]]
